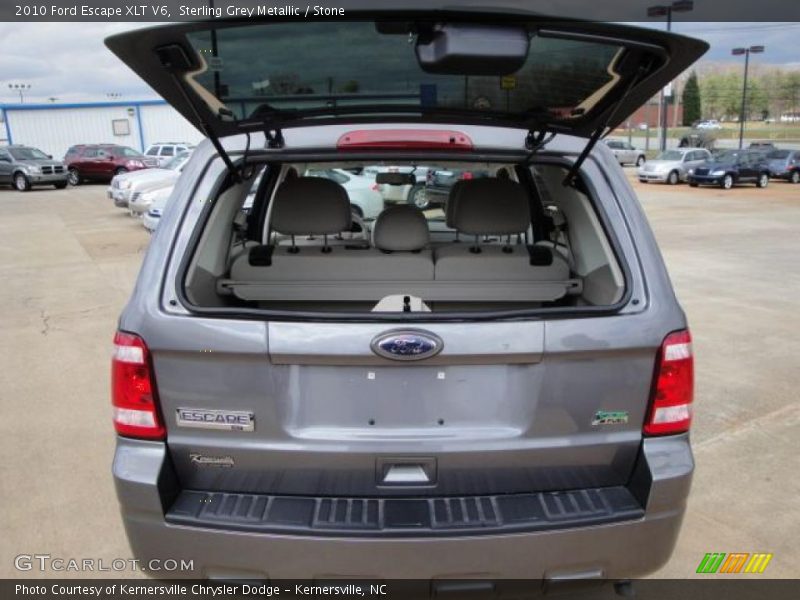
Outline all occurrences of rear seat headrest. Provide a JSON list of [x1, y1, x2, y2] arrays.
[[445, 179, 468, 229], [270, 177, 351, 235], [452, 179, 531, 235], [372, 205, 430, 252]]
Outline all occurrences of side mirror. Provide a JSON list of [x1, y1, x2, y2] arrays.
[[47, 154, 53, 159], [416, 23, 530, 75]]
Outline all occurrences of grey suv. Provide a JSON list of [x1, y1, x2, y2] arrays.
[[106, 11, 705, 585], [0, 145, 68, 191]]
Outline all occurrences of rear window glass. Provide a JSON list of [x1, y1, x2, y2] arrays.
[[767, 150, 790, 159], [185, 22, 623, 122], [117, 147, 143, 157]]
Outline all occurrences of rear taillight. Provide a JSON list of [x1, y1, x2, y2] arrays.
[[643, 330, 694, 436], [460, 171, 474, 180], [111, 331, 165, 440]]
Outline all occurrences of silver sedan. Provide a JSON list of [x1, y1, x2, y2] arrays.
[[637, 148, 711, 184]]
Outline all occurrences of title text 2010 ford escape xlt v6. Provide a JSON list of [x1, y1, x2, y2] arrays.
[[106, 6, 705, 588]]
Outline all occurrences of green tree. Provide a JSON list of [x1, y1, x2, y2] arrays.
[[682, 71, 701, 125]]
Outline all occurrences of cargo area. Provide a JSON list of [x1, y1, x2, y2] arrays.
[[183, 160, 625, 315]]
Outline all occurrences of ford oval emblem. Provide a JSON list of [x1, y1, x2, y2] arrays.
[[371, 329, 444, 361]]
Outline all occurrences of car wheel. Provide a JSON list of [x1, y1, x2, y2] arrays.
[[115, 167, 128, 176], [667, 170, 679, 185], [721, 174, 734, 190], [14, 172, 31, 192], [639, 179, 648, 184], [689, 182, 699, 188], [407, 185, 429, 209], [756, 173, 769, 188], [790, 171, 800, 184], [67, 168, 80, 186], [54, 182, 68, 189], [636, 155, 646, 167]]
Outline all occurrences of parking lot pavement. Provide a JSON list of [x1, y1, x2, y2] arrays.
[[0, 177, 798, 578]]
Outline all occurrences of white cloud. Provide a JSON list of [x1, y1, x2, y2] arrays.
[[0, 22, 157, 103]]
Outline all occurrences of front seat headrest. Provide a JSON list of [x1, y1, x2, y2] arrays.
[[451, 179, 531, 236], [270, 177, 352, 235], [372, 205, 430, 252]]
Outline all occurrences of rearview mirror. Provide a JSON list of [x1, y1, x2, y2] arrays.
[[376, 172, 416, 186], [416, 24, 530, 75]]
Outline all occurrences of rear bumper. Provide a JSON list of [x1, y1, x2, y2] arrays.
[[113, 435, 693, 580]]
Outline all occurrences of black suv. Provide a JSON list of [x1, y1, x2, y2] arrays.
[[687, 149, 771, 189]]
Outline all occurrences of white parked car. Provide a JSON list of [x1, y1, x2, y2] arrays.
[[144, 142, 194, 167], [129, 183, 174, 217], [141, 189, 173, 233], [695, 120, 721, 130], [109, 151, 190, 207], [604, 139, 646, 166], [305, 168, 384, 219]]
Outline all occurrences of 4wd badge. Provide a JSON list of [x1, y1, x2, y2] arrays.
[[592, 410, 629, 426], [176, 408, 254, 432]]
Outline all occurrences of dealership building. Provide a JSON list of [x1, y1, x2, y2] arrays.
[[0, 99, 203, 158]]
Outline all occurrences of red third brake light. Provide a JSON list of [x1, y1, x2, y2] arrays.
[[111, 331, 165, 440], [644, 330, 694, 436], [337, 129, 473, 151]]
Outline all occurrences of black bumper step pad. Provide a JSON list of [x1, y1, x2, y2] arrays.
[[166, 486, 643, 537]]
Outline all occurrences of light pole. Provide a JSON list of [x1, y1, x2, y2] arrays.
[[732, 45, 765, 149], [8, 83, 31, 103], [647, 1, 694, 151]]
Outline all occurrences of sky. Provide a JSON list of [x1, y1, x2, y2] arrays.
[[0, 21, 798, 105]]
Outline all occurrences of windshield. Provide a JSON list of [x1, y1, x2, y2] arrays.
[[711, 150, 738, 162], [9, 147, 49, 160], [116, 147, 143, 157], [163, 151, 190, 170], [185, 21, 626, 122], [767, 150, 790, 159], [656, 151, 683, 161]]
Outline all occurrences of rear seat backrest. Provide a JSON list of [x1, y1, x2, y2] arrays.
[[231, 185, 434, 282], [434, 179, 570, 282]]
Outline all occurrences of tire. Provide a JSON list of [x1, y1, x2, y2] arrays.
[[14, 172, 31, 192], [689, 182, 699, 188], [114, 167, 128, 176], [667, 170, 679, 185], [67, 168, 80, 186], [756, 173, 769, 188], [790, 171, 800, 184], [54, 182, 67, 190], [407, 184, 429, 209], [720, 174, 734, 190], [636, 155, 646, 167], [639, 179, 648, 184]]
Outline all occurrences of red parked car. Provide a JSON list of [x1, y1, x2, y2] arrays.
[[64, 144, 158, 185]]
